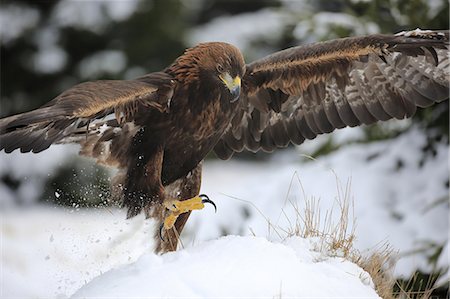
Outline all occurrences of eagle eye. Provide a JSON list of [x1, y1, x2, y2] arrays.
[[216, 64, 224, 73]]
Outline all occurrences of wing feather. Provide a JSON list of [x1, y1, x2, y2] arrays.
[[0, 72, 175, 156], [214, 29, 449, 159]]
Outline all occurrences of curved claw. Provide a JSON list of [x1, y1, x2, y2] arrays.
[[199, 194, 217, 213], [159, 223, 166, 242]]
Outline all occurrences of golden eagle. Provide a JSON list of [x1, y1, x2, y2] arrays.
[[1, 29, 448, 253]]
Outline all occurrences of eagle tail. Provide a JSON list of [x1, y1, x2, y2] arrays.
[[0, 108, 77, 153]]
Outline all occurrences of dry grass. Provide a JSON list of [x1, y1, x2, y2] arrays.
[[391, 271, 446, 299], [237, 170, 442, 299], [279, 172, 397, 298]]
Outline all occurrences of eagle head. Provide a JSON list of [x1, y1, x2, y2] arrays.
[[167, 42, 245, 103]]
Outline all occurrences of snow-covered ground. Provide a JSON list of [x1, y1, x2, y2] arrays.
[[190, 127, 449, 278], [1, 208, 153, 298], [2, 2, 448, 298], [72, 236, 380, 298], [1, 126, 448, 298]]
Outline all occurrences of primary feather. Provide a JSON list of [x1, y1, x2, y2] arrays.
[[213, 30, 449, 159]]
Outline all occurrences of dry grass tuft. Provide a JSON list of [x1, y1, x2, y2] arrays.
[[357, 246, 396, 299], [227, 169, 443, 299], [280, 172, 396, 298], [268, 171, 439, 299], [392, 271, 445, 299]]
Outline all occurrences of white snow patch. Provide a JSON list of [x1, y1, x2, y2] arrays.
[[51, 0, 139, 33], [187, 128, 448, 278], [294, 12, 380, 42], [296, 126, 366, 155], [0, 4, 40, 45], [1, 207, 154, 298], [33, 46, 68, 74], [0, 145, 78, 207], [30, 27, 68, 74], [104, 0, 140, 22], [72, 236, 381, 298], [189, 9, 287, 52], [0, 128, 447, 297], [52, 1, 108, 33], [280, 0, 311, 11], [0, 144, 77, 177], [426, 0, 446, 18], [123, 66, 146, 80], [78, 50, 127, 79]]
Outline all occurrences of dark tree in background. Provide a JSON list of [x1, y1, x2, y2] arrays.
[[2, 0, 448, 130], [1, 0, 186, 115]]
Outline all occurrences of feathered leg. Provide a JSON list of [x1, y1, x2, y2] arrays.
[[151, 162, 203, 254]]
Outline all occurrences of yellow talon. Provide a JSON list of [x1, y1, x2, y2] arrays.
[[163, 213, 179, 230], [159, 194, 217, 240], [164, 196, 205, 214]]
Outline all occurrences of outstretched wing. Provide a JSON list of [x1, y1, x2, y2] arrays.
[[0, 72, 175, 156], [214, 29, 449, 159]]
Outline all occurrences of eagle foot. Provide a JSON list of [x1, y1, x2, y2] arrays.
[[159, 194, 216, 241]]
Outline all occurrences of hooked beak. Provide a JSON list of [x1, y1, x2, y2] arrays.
[[219, 73, 241, 102], [230, 84, 241, 102]]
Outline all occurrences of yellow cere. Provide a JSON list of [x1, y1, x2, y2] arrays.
[[220, 73, 241, 90], [233, 76, 241, 87]]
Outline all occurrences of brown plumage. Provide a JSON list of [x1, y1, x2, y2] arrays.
[[0, 30, 448, 253]]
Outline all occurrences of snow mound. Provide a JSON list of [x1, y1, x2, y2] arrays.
[[72, 236, 380, 298], [1, 208, 154, 298]]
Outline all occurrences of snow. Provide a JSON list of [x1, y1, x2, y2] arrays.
[[1, 127, 447, 298], [0, 145, 78, 207], [280, 0, 310, 11], [294, 12, 380, 43], [1, 208, 153, 298], [33, 45, 68, 74], [103, 0, 140, 22], [31, 27, 67, 74], [426, 0, 447, 18], [0, 4, 40, 45], [1, 3, 448, 297], [188, 128, 448, 278], [52, 0, 139, 33], [77, 50, 127, 79], [189, 9, 288, 53], [72, 236, 380, 298]]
